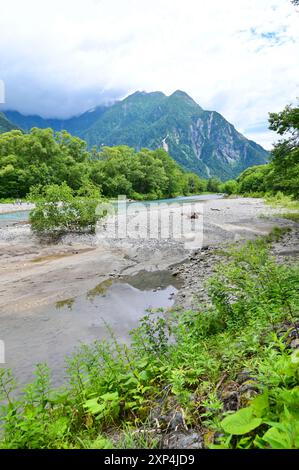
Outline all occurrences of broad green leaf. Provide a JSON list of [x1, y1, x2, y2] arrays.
[[84, 398, 104, 414], [48, 417, 69, 438], [262, 427, 292, 449], [138, 370, 149, 382], [291, 350, 299, 364], [100, 391, 119, 401], [221, 408, 262, 435]]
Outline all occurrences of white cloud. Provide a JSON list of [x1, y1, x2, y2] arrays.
[[0, 0, 298, 148]]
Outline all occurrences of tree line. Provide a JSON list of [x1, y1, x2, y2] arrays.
[[0, 128, 208, 200]]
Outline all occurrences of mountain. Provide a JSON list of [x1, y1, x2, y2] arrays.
[[82, 90, 269, 179], [3, 91, 269, 179], [0, 112, 19, 133]]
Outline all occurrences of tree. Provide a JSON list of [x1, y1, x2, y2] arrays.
[[0, 128, 91, 197], [90, 146, 205, 200], [268, 104, 299, 198], [207, 177, 222, 193], [221, 180, 238, 195], [183, 173, 207, 195], [0, 128, 206, 200], [236, 103, 299, 198], [237, 165, 270, 195]]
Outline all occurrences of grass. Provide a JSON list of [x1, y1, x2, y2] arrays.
[[0, 228, 298, 449], [263, 226, 292, 242], [0, 198, 26, 204], [265, 192, 299, 211], [261, 192, 299, 224]]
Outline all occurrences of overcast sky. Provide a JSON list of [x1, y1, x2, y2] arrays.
[[0, 0, 298, 149]]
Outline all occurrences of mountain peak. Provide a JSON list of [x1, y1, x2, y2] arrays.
[[169, 90, 202, 109], [125, 90, 165, 101], [170, 89, 191, 98]]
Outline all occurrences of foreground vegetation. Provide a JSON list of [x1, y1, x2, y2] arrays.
[[0, 228, 298, 449]]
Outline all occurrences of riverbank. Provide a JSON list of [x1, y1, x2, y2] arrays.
[[172, 224, 299, 310], [0, 197, 297, 387]]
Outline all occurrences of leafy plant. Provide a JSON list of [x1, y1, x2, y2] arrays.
[[29, 182, 102, 234], [221, 408, 262, 435]]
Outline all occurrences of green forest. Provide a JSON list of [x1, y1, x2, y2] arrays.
[[0, 128, 206, 201]]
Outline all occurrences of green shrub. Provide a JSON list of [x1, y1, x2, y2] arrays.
[[29, 183, 102, 234], [221, 179, 239, 195]]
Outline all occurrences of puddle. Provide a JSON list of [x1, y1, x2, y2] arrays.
[[0, 270, 180, 388], [120, 270, 183, 291]]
